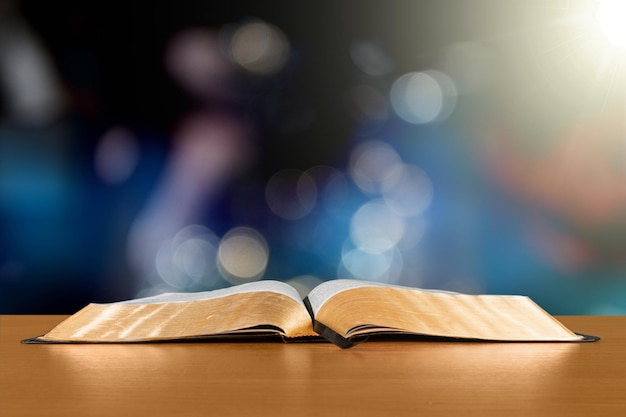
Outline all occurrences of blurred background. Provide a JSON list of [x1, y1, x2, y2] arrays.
[[1, 0, 625, 314]]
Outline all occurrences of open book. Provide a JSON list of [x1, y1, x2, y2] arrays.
[[24, 279, 598, 348]]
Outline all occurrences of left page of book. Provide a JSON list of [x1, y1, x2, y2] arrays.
[[33, 281, 316, 342]]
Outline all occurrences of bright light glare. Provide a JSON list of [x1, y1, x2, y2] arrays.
[[596, 0, 626, 48]]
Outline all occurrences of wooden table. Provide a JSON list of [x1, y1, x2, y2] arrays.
[[1, 315, 624, 416]]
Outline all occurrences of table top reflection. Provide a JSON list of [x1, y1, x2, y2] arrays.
[[1, 315, 625, 416]]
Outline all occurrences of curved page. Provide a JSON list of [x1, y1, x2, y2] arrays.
[[39, 281, 315, 342], [311, 282, 582, 342], [306, 279, 456, 315]]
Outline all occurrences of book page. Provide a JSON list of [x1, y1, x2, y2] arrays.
[[306, 279, 456, 316], [315, 285, 582, 342], [120, 280, 304, 305], [40, 281, 315, 342]]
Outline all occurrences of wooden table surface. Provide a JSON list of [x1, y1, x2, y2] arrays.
[[1, 315, 624, 416]]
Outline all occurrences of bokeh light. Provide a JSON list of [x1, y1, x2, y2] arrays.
[[3, 1, 626, 316], [0, 14, 66, 125], [217, 226, 269, 284], [228, 19, 290, 75], [390, 70, 458, 124], [317, 168, 361, 219], [164, 28, 232, 99], [339, 242, 403, 283], [155, 225, 220, 290], [382, 163, 434, 218], [350, 199, 406, 254], [349, 140, 402, 195]]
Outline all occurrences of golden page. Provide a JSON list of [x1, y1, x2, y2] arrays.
[[39, 291, 315, 342], [315, 286, 582, 341]]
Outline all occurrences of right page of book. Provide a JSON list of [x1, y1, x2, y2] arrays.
[[310, 280, 582, 341]]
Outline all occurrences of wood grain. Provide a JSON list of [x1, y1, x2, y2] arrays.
[[1, 315, 624, 416]]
